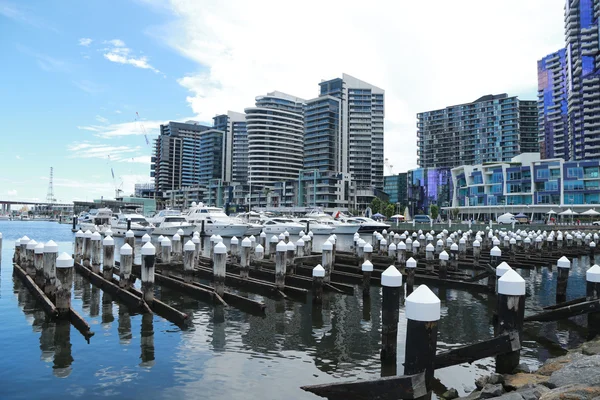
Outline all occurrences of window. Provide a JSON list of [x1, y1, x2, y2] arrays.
[[584, 166, 599, 179], [564, 180, 584, 191], [536, 168, 549, 179], [566, 167, 583, 179]]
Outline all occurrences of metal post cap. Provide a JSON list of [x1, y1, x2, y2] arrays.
[[271, 235, 279, 243], [214, 242, 227, 254], [287, 242, 295, 251], [91, 232, 102, 241], [490, 246, 502, 257], [426, 243, 434, 252], [276, 241, 287, 252], [44, 240, 58, 253], [158, 235, 165, 242], [473, 240, 480, 247], [389, 243, 396, 250], [56, 252, 74, 268], [34, 242, 44, 254], [439, 251, 449, 260], [398, 241, 406, 250], [142, 234, 151, 243], [242, 237, 252, 247], [161, 237, 172, 247], [283, 231, 289, 237], [406, 284, 441, 322], [260, 232, 266, 238], [322, 241, 333, 251], [296, 239, 305, 247], [172, 234, 181, 241], [380, 238, 387, 246], [313, 265, 325, 277], [103, 236, 114, 246], [184, 240, 195, 252], [509, 238, 516, 244], [496, 261, 512, 277], [278, 234, 284, 241], [557, 256, 571, 269], [255, 244, 264, 253], [587, 265, 600, 283], [406, 257, 417, 268], [75, 230, 84, 238], [192, 236, 200, 244], [498, 269, 526, 296], [231, 236, 239, 244], [141, 242, 156, 255], [381, 265, 403, 287], [84, 231, 92, 239], [363, 243, 373, 253], [120, 243, 133, 255], [300, 230, 306, 237], [412, 241, 420, 248], [177, 228, 184, 236], [125, 230, 134, 238], [26, 239, 38, 250], [450, 243, 458, 251]]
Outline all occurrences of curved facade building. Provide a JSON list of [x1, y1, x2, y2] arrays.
[[245, 91, 305, 187]]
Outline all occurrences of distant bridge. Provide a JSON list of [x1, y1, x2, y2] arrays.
[[0, 200, 72, 207]]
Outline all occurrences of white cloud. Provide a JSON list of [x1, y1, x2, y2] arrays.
[[79, 37, 92, 46], [146, 0, 565, 172], [15, 155, 21, 160], [7, 189, 17, 196], [115, 110, 122, 114], [66, 142, 143, 161], [102, 38, 160, 73], [95, 115, 109, 124], [77, 119, 163, 138], [73, 80, 104, 94]]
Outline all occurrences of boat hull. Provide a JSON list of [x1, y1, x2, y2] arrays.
[[331, 225, 360, 235], [152, 225, 196, 237], [194, 223, 249, 237], [263, 225, 304, 236]]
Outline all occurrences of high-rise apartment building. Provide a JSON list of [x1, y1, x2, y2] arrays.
[[213, 111, 247, 183], [245, 91, 305, 187], [417, 94, 539, 169], [151, 121, 213, 194], [197, 129, 224, 186], [537, 49, 569, 159], [565, 0, 600, 160]]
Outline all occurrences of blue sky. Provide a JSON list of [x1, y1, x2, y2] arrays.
[[0, 0, 566, 204]]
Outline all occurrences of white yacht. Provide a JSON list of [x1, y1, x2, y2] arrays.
[[79, 208, 113, 233], [0, 215, 10, 221], [294, 217, 335, 235], [150, 215, 196, 236], [304, 211, 360, 235], [185, 202, 249, 237], [261, 217, 305, 235], [233, 211, 263, 235], [111, 212, 153, 237], [341, 217, 390, 233]]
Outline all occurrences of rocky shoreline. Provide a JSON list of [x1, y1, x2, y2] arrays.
[[444, 337, 600, 400]]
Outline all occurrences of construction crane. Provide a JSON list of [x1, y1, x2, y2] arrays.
[[384, 158, 394, 175], [136, 112, 150, 146]]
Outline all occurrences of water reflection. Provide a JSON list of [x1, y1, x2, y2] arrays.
[[90, 287, 100, 317], [102, 292, 114, 325], [53, 320, 73, 377], [140, 313, 155, 367], [117, 303, 132, 345]]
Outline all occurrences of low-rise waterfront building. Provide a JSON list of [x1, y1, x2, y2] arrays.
[[384, 173, 407, 208]]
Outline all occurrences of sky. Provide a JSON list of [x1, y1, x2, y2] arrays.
[[0, 0, 566, 204]]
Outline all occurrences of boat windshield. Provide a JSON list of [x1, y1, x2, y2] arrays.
[[164, 217, 187, 223]]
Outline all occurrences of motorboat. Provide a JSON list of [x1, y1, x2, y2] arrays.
[[340, 217, 391, 233], [111, 212, 153, 237], [233, 211, 263, 235], [261, 217, 305, 236], [304, 211, 360, 235], [0, 215, 10, 221], [78, 209, 98, 224], [150, 214, 196, 236], [294, 217, 335, 235], [80, 208, 113, 233], [185, 202, 249, 237]]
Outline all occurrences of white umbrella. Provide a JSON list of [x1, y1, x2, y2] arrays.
[[546, 209, 557, 215], [390, 214, 403, 219], [581, 209, 600, 216], [559, 209, 579, 216]]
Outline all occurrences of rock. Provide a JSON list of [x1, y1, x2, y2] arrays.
[[493, 393, 524, 400], [547, 355, 600, 388], [458, 390, 482, 400], [539, 384, 600, 400], [476, 376, 490, 390], [442, 388, 459, 400], [581, 339, 600, 356], [517, 384, 551, 400], [504, 374, 550, 391], [536, 353, 586, 376], [489, 373, 505, 385], [481, 384, 505, 399], [513, 364, 532, 374]]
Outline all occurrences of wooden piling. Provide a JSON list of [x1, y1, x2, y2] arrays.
[[259, 231, 266, 250], [183, 240, 195, 283], [25, 239, 37, 277], [55, 252, 74, 317], [125, 230, 135, 258], [406, 257, 417, 295], [34, 242, 45, 287], [141, 242, 156, 302], [161, 237, 172, 264], [556, 256, 571, 303], [268, 235, 278, 259], [240, 237, 252, 278], [275, 241, 287, 290], [449, 243, 458, 271], [213, 242, 227, 297], [496, 269, 525, 374], [388, 242, 396, 259], [255, 244, 264, 261], [43, 240, 58, 297], [473, 239, 481, 266], [458, 238, 466, 260], [425, 244, 435, 272], [82, 230, 92, 267], [380, 265, 403, 364], [90, 231, 102, 274], [119, 243, 133, 289], [587, 265, 600, 338], [230, 236, 239, 262], [397, 241, 406, 267], [489, 246, 501, 292], [362, 260, 373, 297], [192, 235, 201, 261], [322, 240, 333, 283], [412, 240, 421, 258], [102, 235, 115, 281], [286, 241, 296, 273], [439, 251, 449, 280], [404, 284, 440, 400], [172, 233, 181, 262]]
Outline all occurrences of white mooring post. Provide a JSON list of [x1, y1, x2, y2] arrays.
[[255, 244, 264, 261], [380, 265, 403, 364], [141, 242, 156, 302], [120, 243, 133, 289], [213, 242, 227, 297], [43, 240, 58, 297], [161, 237, 172, 264], [240, 237, 252, 279], [496, 269, 526, 374], [55, 252, 74, 317], [102, 235, 115, 280], [34, 242, 45, 287], [275, 241, 287, 290], [183, 240, 195, 283], [556, 256, 571, 302], [312, 265, 325, 304], [90, 231, 102, 274], [322, 240, 333, 283], [406, 257, 417, 295], [230, 236, 239, 262], [587, 265, 600, 336]]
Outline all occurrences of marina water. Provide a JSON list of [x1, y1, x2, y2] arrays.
[[0, 221, 591, 399]]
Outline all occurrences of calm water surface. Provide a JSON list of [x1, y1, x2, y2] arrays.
[[0, 221, 593, 399]]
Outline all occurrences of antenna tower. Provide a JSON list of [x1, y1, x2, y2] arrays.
[[46, 167, 56, 204]]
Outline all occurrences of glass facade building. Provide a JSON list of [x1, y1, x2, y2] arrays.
[[537, 49, 569, 160], [383, 173, 407, 206], [407, 168, 452, 217], [213, 111, 247, 184], [417, 94, 539, 169]]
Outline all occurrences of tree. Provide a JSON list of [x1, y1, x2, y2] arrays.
[[430, 205, 439, 220], [451, 208, 460, 220], [384, 203, 395, 219]]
